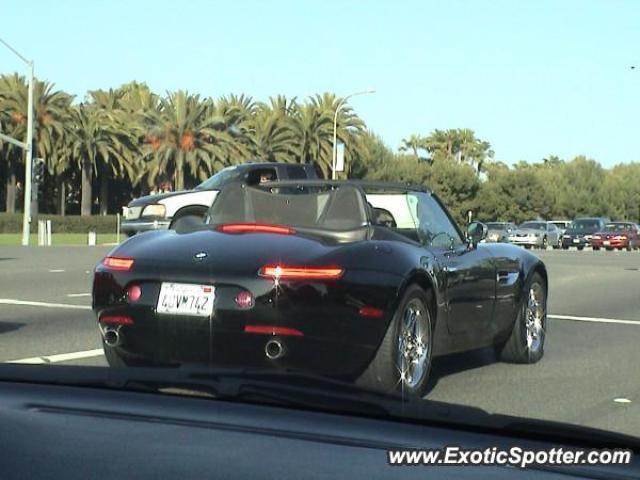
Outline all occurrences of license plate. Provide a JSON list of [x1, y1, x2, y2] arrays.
[[157, 283, 215, 317], [573, 239, 580, 243], [603, 240, 610, 246]]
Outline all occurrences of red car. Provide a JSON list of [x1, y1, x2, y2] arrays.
[[591, 222, 640, 251]]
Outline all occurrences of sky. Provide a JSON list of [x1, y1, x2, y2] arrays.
[[1, 0, 639, 166]]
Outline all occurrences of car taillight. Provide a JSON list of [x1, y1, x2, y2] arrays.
[[359, 306, 385, 318], [244, 325, 303, 336], [103, 256, 134, 271], [217, 223, 295, 235], [99, 315, 134, 325], [258, 264, 344, 280]]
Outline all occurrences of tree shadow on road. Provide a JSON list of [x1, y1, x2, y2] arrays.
[[424, 347, 497, 396], [0, 322, 25, 334]]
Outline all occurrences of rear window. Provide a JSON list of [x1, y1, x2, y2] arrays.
[[520, 222, 546, 230], [604, 223, 632, 231], [285, 165, 308, 180], [571, 219, 601, 230], [209, 183, 368, 231]]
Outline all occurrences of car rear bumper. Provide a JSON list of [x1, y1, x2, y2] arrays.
[[591, 238, 629, 248], [561, 237, 590, 247], [121, 219, 171, 235], [93, 269, 397, 379], [508, 237, 541, 247], [102, 322, 376, 380]]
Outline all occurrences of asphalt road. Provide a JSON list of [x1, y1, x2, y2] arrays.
[[0, 245, 638, 438]]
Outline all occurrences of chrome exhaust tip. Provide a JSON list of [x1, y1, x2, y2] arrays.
[[265, 338, 285, 360], [103, 327, 121, 348]]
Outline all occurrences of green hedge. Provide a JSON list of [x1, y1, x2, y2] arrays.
[[0, 213, 120, 234]]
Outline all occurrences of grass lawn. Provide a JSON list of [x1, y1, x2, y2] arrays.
[[0, 233, 122, 246]]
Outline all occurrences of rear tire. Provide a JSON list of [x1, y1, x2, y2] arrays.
[[593, 247, 600, 251], [357, 285, 433, 398], [577, 246, 584, 251], [496, 273, 546, 364]]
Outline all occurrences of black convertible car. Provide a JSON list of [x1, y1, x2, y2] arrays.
[[93, 181, 548, 397]]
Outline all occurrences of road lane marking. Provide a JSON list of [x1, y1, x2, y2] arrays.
[[614, 398, 632, 404], [548, 314, 640, 325], [7, 348, 104, 364], [67, 293, 91, 298], [0, 299, 91, 310], [48, 269, 65, 273]]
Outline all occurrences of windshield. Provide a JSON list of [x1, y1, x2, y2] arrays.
[[520, 222, 546, 230], [208, 184, 368, 231], [571, 220, 601, 230], [486, 222, 509, 229], [194, 166, 240, 190], [2, 1, 639, 453], [603, 223, 632, 232]]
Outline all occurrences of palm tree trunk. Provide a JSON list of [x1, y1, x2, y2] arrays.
[[99, 169, 109, 216], [56, 176, 66, 216], [5, 157, 16, 213], [81, 158, 93, 216], [174, 163, 184, 191]]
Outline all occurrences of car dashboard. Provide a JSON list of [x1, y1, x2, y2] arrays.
[[0, 380, 637, 479]]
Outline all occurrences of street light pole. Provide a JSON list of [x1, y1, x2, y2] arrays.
[[0, 37, 34, 246], [332, 90, 375, 180], [23, 61, 34, 246]]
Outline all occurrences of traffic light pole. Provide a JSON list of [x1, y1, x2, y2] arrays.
[[0, 37, 34, 246], [22, 61, 34, 246]]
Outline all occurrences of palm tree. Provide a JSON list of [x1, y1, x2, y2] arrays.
[[399, 133, 426, 157], [87, 89, 139, 214], [292, 93, 365, 178], [0, 73, 74, 214], [249, 96, 298, 163], [140, 91, 249, 190], [70, 104, 134, 216]]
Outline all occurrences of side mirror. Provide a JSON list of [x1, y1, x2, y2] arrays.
[[466, 222, 488, 248]]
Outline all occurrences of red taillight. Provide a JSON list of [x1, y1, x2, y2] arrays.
[[99, 315, 134, 325], [127, 285, 142, 302], [103, 256, 134, 271], [359, 306, 385, 318], [217, 223, 295, 235], [235, 290, 255, 309], [258, 264, 344, 280], [244, 325, 303, 336]]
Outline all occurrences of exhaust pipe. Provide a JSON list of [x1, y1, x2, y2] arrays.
[[103, 327, 121, 348], [265, 338, 285, 360]]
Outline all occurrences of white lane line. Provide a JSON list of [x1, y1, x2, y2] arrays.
[[548, 314, 640, 326], [48, 269, 65, 273], [7, 349, 104, 364], [67, 293, 91, 298], [0, 299, 91, 310]]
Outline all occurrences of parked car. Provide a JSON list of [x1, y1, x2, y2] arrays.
[[561, 217, 610, 250], [122, 162, 319, 236], [482, 222, 516, 243], [591, 222, 640, 251], [549, 220, 572, 236], [508, 221, 561, 249]]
